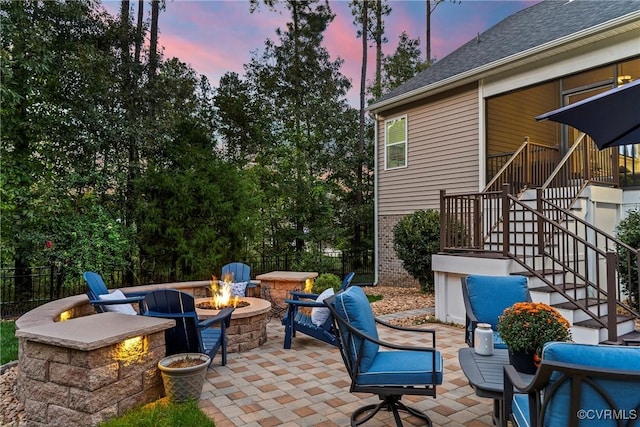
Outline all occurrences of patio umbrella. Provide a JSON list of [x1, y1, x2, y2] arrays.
[[535, 80, 640, 150]]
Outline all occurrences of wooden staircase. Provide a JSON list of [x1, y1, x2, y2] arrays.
[[440, 136, 640, 345]]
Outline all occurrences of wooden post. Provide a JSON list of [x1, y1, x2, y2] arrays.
[[502, 184, 511, 257], [440, 189, 446, 251], [606, 251, 618, 343]]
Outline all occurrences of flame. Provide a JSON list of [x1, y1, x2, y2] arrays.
[[210, 275, 240, 309]]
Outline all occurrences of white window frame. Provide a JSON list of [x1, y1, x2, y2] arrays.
[[384, 115, 408, 170]]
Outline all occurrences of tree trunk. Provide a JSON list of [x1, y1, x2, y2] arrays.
[[426, 0, 431, 63], [134, 0, 143, 64], [355, 0, 368, 249], [149, 0, 159, 79]]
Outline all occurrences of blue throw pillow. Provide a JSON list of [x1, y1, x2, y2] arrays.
[[332, 286, 379, 372]]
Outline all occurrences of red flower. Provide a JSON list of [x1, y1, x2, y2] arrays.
[[45, 240, 53, 249]]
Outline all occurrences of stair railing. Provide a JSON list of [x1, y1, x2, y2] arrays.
[[440, 185, 639, 342], [484, 137, 560, 194], [540, 132, 617, 220]]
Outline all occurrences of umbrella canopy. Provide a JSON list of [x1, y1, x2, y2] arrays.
[[536, 80, 640, 150]]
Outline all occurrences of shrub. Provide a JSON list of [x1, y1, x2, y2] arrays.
[[312, 273, 341, 294], [392, 209, 440, 293], [616, 209, 640, 310]]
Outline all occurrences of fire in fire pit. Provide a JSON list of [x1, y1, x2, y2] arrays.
[[195, 275, 250, 310]]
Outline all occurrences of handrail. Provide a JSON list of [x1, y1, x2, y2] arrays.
[[540, 132, 617, 216], [440, 185, 640, 342], [484, 137, 559, 194]]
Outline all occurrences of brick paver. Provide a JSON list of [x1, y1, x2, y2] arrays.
[[200, 310, 494, 426]]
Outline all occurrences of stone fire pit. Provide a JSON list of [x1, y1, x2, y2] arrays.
[[195, 297, 271, 352]]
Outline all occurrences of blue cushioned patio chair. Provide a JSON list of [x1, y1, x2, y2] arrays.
[[324, 286, 443, 427], [221, 262, 256, 296], [461, 274, 531, 349], [504, 342, 640, 427], [142, 289, 234, 366], [83, 271, 146, 314], [282, 272, 355, 349]]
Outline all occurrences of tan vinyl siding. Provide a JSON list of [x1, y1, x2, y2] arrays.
[[377, 85, 480, 216], [487, 82, 559, 155]]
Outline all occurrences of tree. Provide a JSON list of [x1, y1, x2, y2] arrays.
[[392, 210, 440, 292], [381, 31, 429, 93], [1, 0, 126, 292], [616, 210, 640, 310], [425, 0, 459, 63], [245, 0, 354, 254]]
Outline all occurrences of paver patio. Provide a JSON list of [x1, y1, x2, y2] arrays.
[[198, 310, 495, 427]]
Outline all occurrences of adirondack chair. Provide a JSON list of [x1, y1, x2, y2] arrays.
[[282, 272, 355, 349], [221, 262, 256, 296], [142, 289, 234, 366], [83, 271, 146, 315]]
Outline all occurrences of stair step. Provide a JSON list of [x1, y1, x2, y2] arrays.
[[552, 298, 603, 310], [553, 298, 609, 323], [573, 314, 635, 329], [619, 330, 640, 346], [511, 269, 564, 278], [530, 283, 586, 293]]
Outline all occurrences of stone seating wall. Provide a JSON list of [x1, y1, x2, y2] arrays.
[[14, 281, 210, 427]]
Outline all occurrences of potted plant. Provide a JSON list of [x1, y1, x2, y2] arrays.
[[497, 302, 571, 374], [158, 353, 210, 403]]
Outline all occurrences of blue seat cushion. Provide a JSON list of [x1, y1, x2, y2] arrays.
[[332, 286, 379, 371], [512, 394, 531, 427], [466, 275, 529, 329], [494, 332, 507, 349], [356, 350, 444, 386]]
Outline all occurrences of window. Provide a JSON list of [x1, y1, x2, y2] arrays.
[[385, 116, 407, 169]]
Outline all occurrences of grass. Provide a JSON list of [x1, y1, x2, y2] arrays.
[[0, 321, 18, 365], [99, 400, 215, 427]]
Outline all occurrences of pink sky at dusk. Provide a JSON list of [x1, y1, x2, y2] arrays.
[[103, 0, 540, 105]]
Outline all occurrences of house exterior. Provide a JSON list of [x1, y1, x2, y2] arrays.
[[368, 0, 640, 294]]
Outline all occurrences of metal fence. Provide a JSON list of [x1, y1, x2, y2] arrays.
[[0, 251, 374, 318]]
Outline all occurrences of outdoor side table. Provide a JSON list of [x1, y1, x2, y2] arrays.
[[458, 347, 532, 427]]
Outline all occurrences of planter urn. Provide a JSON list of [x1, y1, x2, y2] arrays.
[[158, 353, 210, 403]]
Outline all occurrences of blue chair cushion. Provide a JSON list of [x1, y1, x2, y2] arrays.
[[543, 342, 640, 426], [512, 394, 531, 427], [494, 332, 507, 349], [511, 342, 640, 427], [466, 275, 529, 329], [356, 350, 444, 386], [332, 286, 379, 371]]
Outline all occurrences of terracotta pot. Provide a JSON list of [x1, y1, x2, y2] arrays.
[[158, 353, 210, 403], [508, 349, 538, 374]]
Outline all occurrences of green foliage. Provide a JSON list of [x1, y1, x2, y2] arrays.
[[98, 400, 215, 427], [367, 294, 383, 303], [312, 273, 341, 294], [616, 209, 640, 310], [0, 321, 18, 365], [392, 210, 440, 292], [497, 302, 572, 355], [380, 31, 429, 94]]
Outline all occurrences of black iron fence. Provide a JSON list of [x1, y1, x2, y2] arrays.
[[0, 251, 374, 318]]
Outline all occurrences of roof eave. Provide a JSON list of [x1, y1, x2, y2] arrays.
[[367, 11, 640, 115]]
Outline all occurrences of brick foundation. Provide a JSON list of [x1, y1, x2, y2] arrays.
[[377, 214, 420, 287]]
